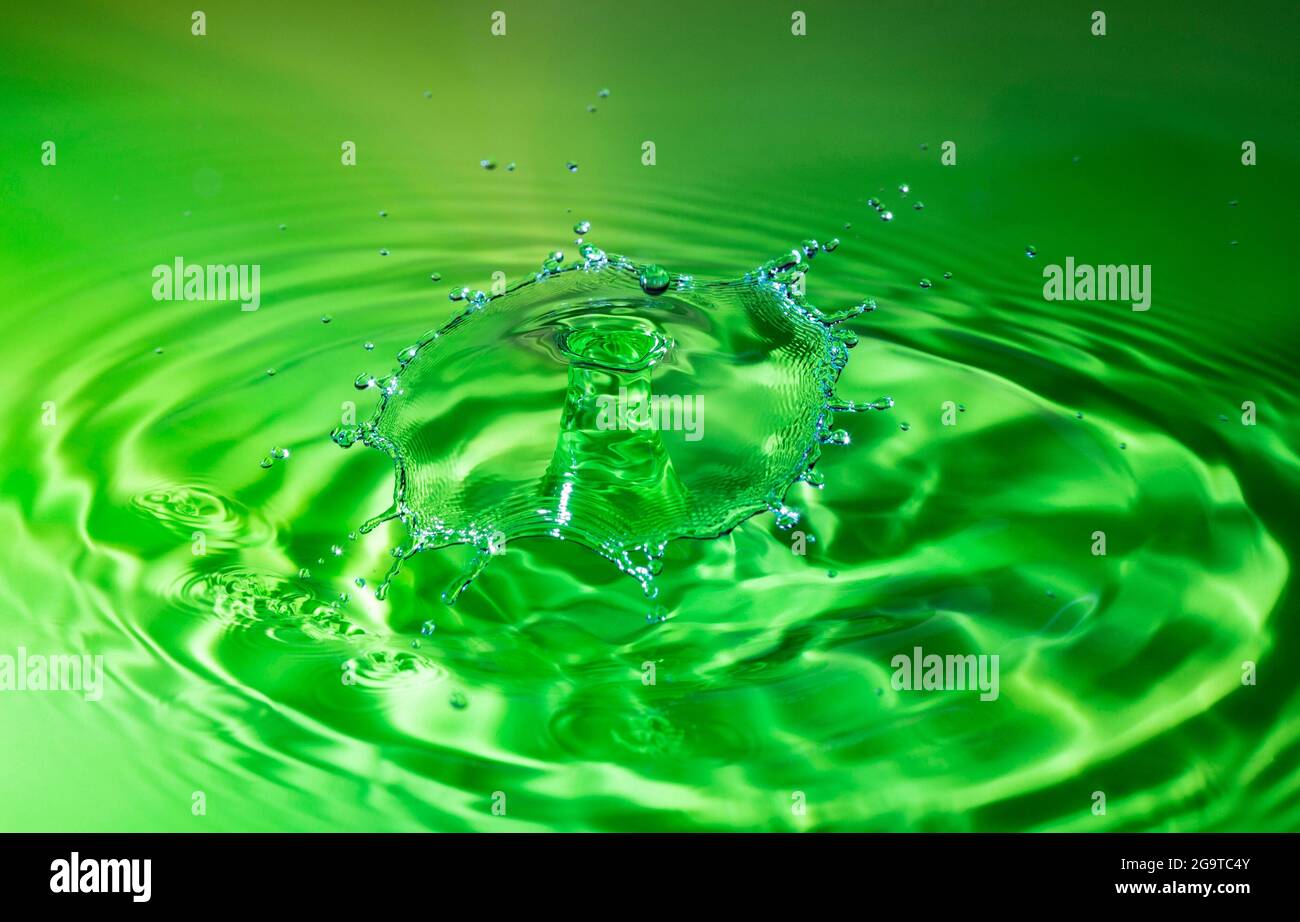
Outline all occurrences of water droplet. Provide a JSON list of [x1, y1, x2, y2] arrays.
[[899, 422, 911, 431], [827, 569, 838, 578], [480, 159, 496, 170], [355, 373, 377, 390], [597, 87, 610, 97], [278, 223, 286, 231], [153, 347, 164, 355], [943, 272, 953, 279], [1025, 245, 1037, 258], [639, 264, 671, 296], [429, 272, 442, 282], [586, 104, 596, 113], [297, 567, 311, 579], [354, 577, 366, 588], [506, 162, 516, 172], [898, 183, 910, 195], [574, 220, 591, 235], [919, 278, 932, 289], [321, 315, 333, 324], [420, 619, 436, 636], [821, 238, 840, 252], [449, 691, 468, 710], [565, 161, 579, 173], [265, 368, 276, 376], [259, 457, 273, 469], [423, 90, 433, 99], [330, 544, 343, 557], [363, 342, 375, 351], [379, 248, 389, 256], [1119, 442, 1127, 450], [880, 210, 894, 222], [379, 210, 388, 217], [1075, 411, 1084, 420], [913, 201, 924, 210]]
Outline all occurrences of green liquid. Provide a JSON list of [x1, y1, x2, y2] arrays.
[[333, 240, 872, 604], [1, 0, 1296, 833]]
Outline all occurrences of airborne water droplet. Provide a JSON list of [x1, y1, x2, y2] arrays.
[[639, 264, 671, 296]]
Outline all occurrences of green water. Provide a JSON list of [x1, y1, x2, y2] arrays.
[[334, 237, 871, 602], [1, 1, 1298, 832]]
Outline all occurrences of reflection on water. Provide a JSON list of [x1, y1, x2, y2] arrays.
[[8, 192, 1289, 830], [2, 1, 1297, 833]]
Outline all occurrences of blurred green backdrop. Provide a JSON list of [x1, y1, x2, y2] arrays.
[[1, 0, 1297, 831]]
